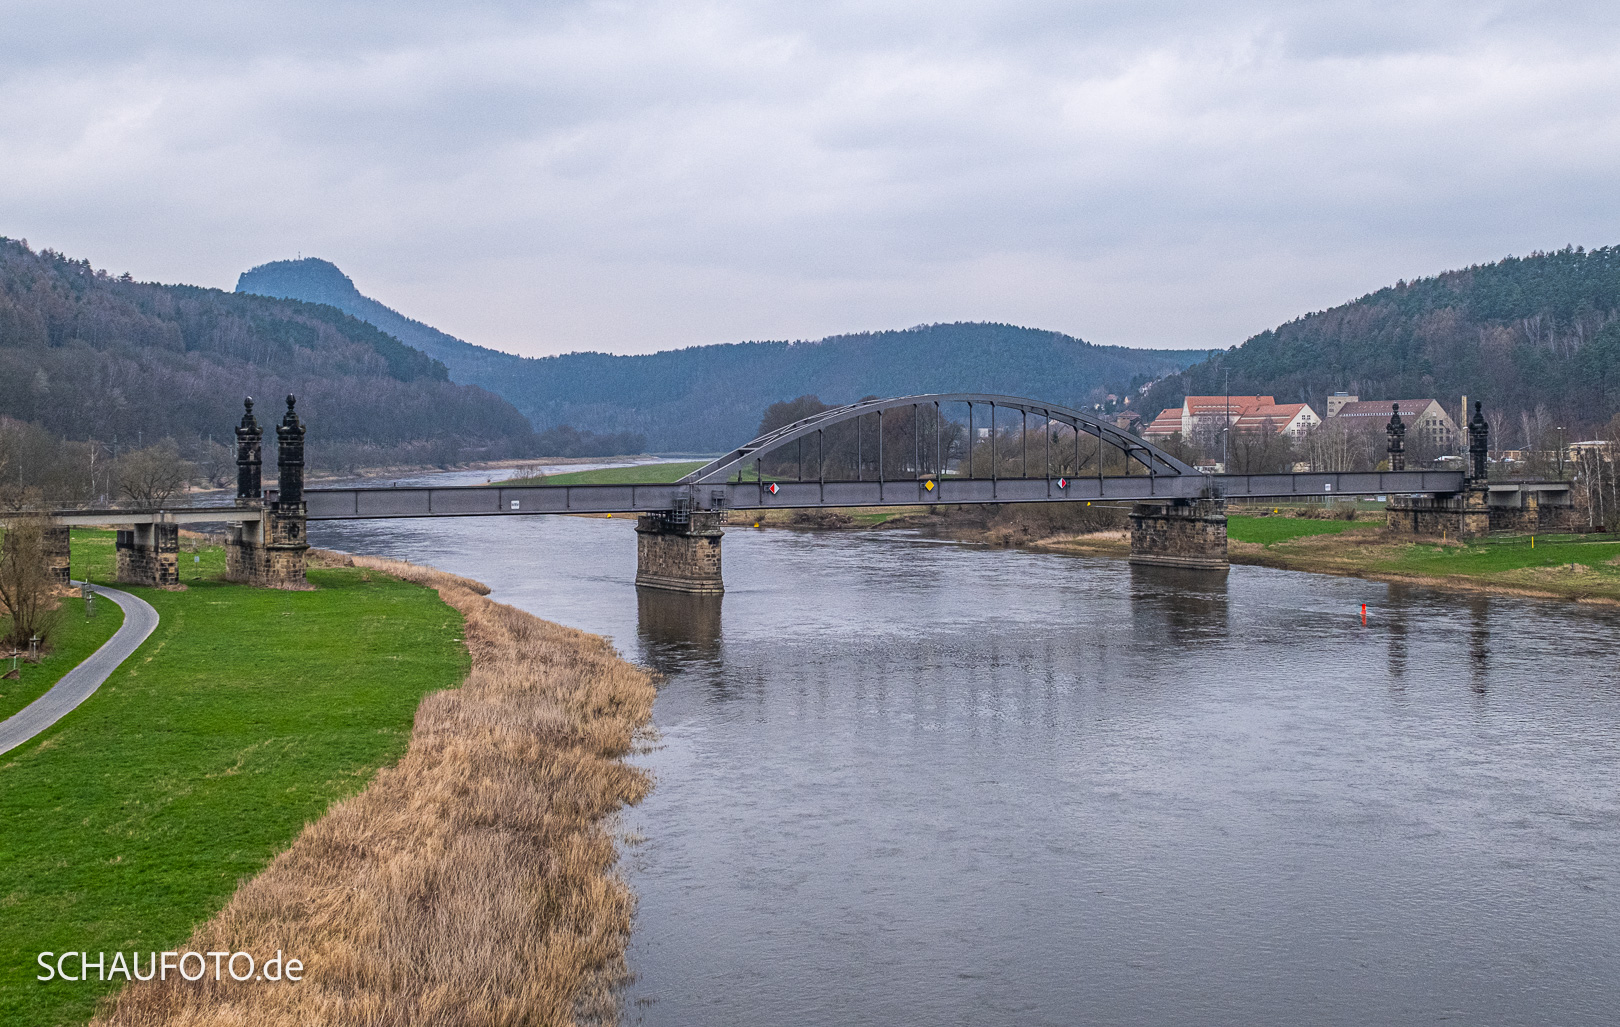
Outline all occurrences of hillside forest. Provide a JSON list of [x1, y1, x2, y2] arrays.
[[0, 239, 637, 505], [1144, 246, 1620, 459]]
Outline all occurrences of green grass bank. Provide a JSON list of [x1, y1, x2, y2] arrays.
[[1226, 514, 1620, 601], [0, 531, 469, 1027]]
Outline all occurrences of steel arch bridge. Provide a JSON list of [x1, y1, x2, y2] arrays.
[[300, 392, 1463, 520]]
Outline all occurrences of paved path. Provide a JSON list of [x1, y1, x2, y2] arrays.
[[0, 582, 158, 756]]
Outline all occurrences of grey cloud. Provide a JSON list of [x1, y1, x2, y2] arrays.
[[2, 1, 1619, 355]]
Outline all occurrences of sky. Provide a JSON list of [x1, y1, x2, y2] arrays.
[[4, 1, 1619, 358]]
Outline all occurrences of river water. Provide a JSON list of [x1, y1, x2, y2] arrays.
[[309, 510, 1620, 1026]]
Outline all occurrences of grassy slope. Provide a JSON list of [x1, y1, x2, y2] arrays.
[[0, 598, 124, 724], [504, 461, 707, 486], [0, 531, 468, 1027]]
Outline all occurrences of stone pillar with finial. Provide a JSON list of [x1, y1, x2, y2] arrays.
[[235, 397, 263, 505], [264, 394, 310, 586], [1467, 401, 1489, 482], [226, 394, 309, 587], [228, 397, 265, 582], [1386, 402, 1406, 472]]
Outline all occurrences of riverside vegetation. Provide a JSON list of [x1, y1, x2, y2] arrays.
[[2, 531, 655, 1027]]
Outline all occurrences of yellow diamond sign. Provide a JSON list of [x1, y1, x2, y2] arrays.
[[924, 480, 936, 492]]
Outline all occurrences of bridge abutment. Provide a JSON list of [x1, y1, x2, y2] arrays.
[[636, 512, 724, 594], [1129, 499, 1228, 571], [43, 525, 71, 586], [1386, 483, 1577, 538], [116, 523, 179, 586]]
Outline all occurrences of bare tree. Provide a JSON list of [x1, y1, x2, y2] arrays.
[[0, 517, 60, 653], [117, 439, 193, 508], [1229, 421, 1296, 473], [193, 439, 237, 489]]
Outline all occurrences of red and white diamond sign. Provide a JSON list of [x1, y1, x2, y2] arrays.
[[766, 482, 779, 495], [1057, 477, 1069, 489]]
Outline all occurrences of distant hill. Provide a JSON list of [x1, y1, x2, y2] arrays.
[[1143, 246, 1620, 444], [0, 239, 539, 472], [235, 258, 522, 387], [236, 258, 1199, 451]]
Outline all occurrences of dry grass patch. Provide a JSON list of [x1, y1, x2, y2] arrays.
[[95, 554, 656, 1027]]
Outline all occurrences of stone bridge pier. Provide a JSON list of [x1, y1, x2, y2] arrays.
[[636, 510, 725, 593], [1128, 498, 1229, 571], [43, 525, 71, 585], [115, 523, 180, 586]]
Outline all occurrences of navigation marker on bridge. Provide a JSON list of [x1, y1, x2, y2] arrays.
[[766, 483, 779, 495], [1057, 477, 1069, 490], [924, 480, 936, 492]]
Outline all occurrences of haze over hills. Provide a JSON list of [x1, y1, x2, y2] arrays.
[[236, 258, 1200, 451], [1145, 246, 1620, 446], [0, 239, 539, 474]]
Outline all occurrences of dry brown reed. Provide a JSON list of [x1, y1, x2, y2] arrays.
[[94, 554, 656, 1027]]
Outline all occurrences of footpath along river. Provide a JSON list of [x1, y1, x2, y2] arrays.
[[311, 497, 1620, 1027]]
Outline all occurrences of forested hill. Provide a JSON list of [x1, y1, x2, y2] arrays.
[[0, 239, 538, 470], [503, 325, 1198, 451], [235, 258, 519, 385], [235, 259, 1198, 451], [1142, 246, 1620, 442]]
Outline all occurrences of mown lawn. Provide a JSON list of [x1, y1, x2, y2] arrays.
[[0, 597, 124, 725], [1371, 533, 1620, 577], [0, 530, 468, 1027], [1226, 514, 1379, 546]]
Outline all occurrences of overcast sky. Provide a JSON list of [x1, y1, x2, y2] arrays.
[[4, 1, 1618, 358]]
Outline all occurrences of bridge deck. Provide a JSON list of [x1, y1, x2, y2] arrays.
[[300, 470, 1468, 520]]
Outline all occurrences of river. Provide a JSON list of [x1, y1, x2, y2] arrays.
[[309, 507, 1620, 1026]]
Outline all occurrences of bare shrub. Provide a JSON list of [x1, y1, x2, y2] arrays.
[[0, 517, 60, 652], [96, 557, 655, 1026]]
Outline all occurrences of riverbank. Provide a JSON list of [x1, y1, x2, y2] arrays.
[[737, 502, 1620, 605], [1223, 518, 1620, 604], [94, 552, 656, 1026], [3, 533, 654, 1027]]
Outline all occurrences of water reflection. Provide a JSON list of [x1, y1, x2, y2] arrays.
[[1386, 583, 1411, 681], [1128, 564, 1230, 643], [1469, 595, 1492, 693], [636, 588, 723, 672]]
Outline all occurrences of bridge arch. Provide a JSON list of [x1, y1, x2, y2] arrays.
[[678, 393, 1199, 486]]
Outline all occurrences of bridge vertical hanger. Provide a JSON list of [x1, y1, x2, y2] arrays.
[[914, 403, 920, 481], [990, 403, 997, 498]]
